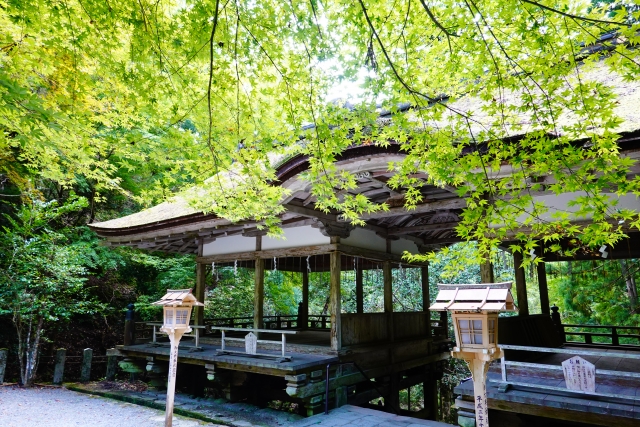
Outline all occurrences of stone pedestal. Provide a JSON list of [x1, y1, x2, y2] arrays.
[[146, 358, 168, 390]]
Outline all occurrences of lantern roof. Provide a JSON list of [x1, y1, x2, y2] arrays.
[[152, 289, 204, 307], [430, 282, 517, 312]]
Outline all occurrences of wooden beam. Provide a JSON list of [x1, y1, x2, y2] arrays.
[[330, 251, 342, 350], [283, 203, 338, 223], [336, 244, 430, 267], [358, 198, 466, 220], [537, 261, 550, 315], [513, 251, 529, 316], [254, 258, 265, 331], [197, 244, 337, 263], [388, 221, 458, 236]]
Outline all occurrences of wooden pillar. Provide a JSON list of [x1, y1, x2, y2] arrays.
[[301, 269, 309, 329], [513, 251, 529, 316], [480, 260, 494, 283], [356, 263, 364, 314], [195, 263, 206, 326], [383, 261, 393, 312], [330, 251, 342, 350], [537, 261, 550, 315], [423, 371, 439, 421], [254, 258, 265, 330], [387, 373, 400, 413], [422, 265, 431, 337], [383, 260, 394, 343]]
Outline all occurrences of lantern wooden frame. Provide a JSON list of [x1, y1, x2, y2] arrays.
[[451, 311, 499, 352]]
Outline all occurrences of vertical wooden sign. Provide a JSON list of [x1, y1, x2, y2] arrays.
[[562, 356, 596, 392], [245, 332, 257, 355]]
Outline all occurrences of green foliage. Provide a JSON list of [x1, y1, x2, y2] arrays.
[[547, 259, 640, 326], [1, 0, 638, 251], [205, 266, 255, 319], [0, 195, 100, 321], [265, 270, 301, 316], [0, 195, 106, 384]]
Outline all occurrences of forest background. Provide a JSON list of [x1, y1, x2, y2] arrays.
[[1, 0, 640, 421]]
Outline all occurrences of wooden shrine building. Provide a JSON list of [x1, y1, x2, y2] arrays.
[[90, 58, 640, 424]]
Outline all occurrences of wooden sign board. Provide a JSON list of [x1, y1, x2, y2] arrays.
[[245, 332, 257, 355], [562, 356, 595, 392]]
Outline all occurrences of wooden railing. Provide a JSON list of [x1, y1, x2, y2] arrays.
[[561, 324, 640, 348], [206, 316, 254, 329], [495, 344, 640, 404], [210, 326, 297, 362], [306, 314, 330, 330]]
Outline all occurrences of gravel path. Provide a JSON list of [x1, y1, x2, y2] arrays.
[[0, 386, 223, 427]]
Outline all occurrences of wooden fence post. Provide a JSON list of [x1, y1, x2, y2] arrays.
[[52, 348, 67, 385], [124, 303, 135, 346], [81, 348, 93, 382], [0, 348, 7, 384]]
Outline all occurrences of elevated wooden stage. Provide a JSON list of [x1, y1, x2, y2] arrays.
[[455, 341, 640, 426], [119, 341, 339, 374]]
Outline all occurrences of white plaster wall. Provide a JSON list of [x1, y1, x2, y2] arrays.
[[342, 227, 387, 253], [513, 192, 640, 224], [262, 225, 330, 250], [390, 238, 420, 256], [202, 234, 255, 256], [342, 227, 417, 255], [202, 225, 330, 256]]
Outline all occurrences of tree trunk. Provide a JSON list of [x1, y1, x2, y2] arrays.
[[16, 316, 44, 386], [619, 259, 638, 312]]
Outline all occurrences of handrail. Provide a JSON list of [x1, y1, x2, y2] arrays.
[[495, 344, 640, 405], [562, 324, 640, 330], [559, 323, 640, 347], [499, 344, 640, 359], [209, 326, 297, 360]]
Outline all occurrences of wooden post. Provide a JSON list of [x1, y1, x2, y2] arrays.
[[254, 258, 265, 331], [0, 348, 7, 384], [165, 330, 185, 427], [480, 260, 494, 283], [388, 373, 400, 413], [383, 261, 393, 312], [551, 305, 565, 343], [537, 261, 550, 315], [124, 303, 135, 346], [52, 348, 66, 385], [356, 263, 364, 314], [106, 353, 118, 381], [469, 358, 490, 427], [383, 260, 394, 343], [513, 251, 529, 316], [80, 348, 93, 383], [301, 269, 309, 329], [330, 251, 342, 350], [422, 265, 431, 337], [440, 311, 449, 340], [424, 372, 438, 420], [194, 263, 206, 326]]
